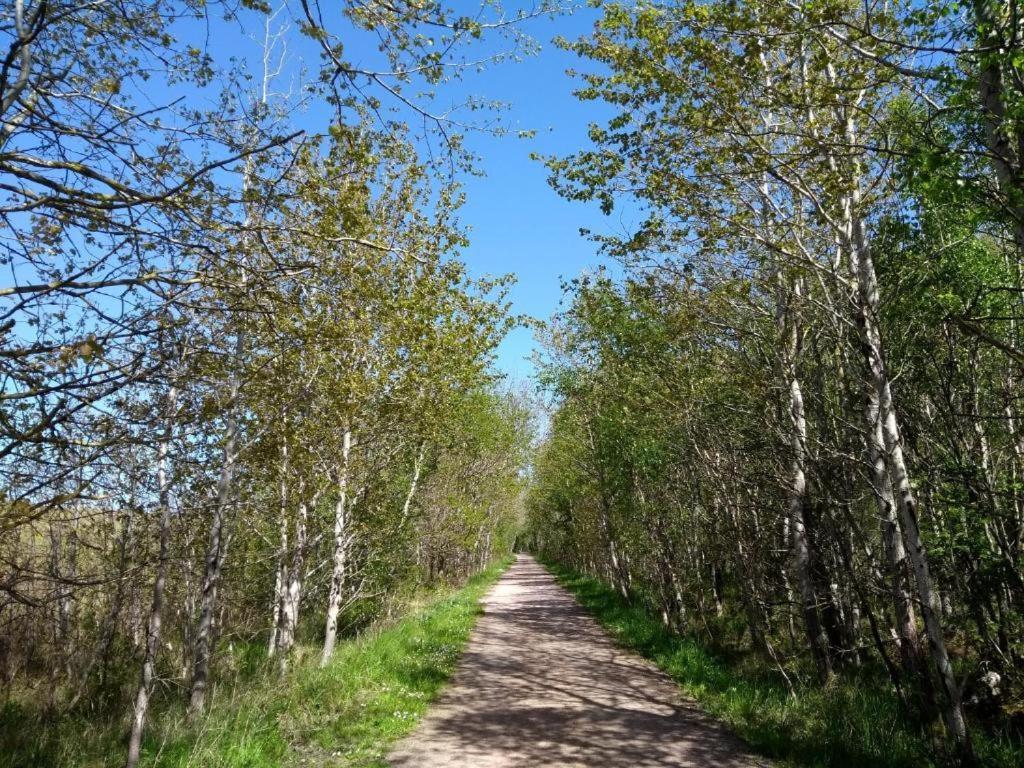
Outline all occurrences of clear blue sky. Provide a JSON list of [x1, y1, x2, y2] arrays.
[[312, 4, 630, 383], [448, 8, 629, 384], [179, 3, 630, 385]]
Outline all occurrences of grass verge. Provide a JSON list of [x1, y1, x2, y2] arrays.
[[544, 562, 1024, 768], [1, 559, 509, 768]]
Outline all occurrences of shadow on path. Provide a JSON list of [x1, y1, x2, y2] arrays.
[[387, 555, 769, 768]]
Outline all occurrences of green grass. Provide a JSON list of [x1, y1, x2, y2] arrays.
[[0, 560, 509, 768], [544, 562, 1024, 768]]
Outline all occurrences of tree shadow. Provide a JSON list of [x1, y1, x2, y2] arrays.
[[388, 555, 769, 767]]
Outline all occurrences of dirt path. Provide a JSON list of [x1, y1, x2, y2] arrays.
[[388, 555, 769, 768]]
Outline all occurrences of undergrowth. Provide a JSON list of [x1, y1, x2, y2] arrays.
[[0, 559, 509, 768], [544, 562, 1024, 768]]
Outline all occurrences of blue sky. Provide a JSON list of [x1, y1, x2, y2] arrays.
[[312, 2, 636, 386], [293, 3, 631, 384], [2, 2, 630, 387], [174, 2, 631, 384], [447, 7, 629, 384]]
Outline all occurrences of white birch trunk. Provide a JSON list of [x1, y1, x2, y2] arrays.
[[268, 434, 289, 658], [846, 190, 971, 754], [787, 369, 832, 681], [865, 382, 921, 681], [398, 442, 426, 530], [276, 486, 311, 671], [321, 428, 352, 666]]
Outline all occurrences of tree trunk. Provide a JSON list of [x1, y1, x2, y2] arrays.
[[188, 380, 239, 715], [268, 436, 289, 658], [973, 0, 1024, 254], [775, 265, 832, 682], [321, 428, 352, 666], [398, 442, 426, 531], [787, 371, 833, 683], [126, 384, 178, 768], [847, 196, 972, 759], [277, 487, 311, 671], [865, 381, 922, 683]]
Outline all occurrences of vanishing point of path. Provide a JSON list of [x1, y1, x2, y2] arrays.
[[388, 555, 769, 768]]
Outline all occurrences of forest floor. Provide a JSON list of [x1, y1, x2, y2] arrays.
[[387, 554, 767, 767]]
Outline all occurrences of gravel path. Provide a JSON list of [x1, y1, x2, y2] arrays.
[[387, 554, 769, 768]]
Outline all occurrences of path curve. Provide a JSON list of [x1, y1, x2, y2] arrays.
[[388, 554, 769, 768]]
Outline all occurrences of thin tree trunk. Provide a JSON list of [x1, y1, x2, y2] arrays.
[[787, 359, 833, 682], [398, 442, 426, 531], [865, 381, 922, 683], [188, 379, 239, 715], [775, 261, 832, 681], [321, 428, 352, 666], [179, 534, 196, 678], [277, 486, 311, 670], [126, 384, 179, 768], [186, 53, 273, 709], [846, 195, 972, 759], [268, 435, 289, 658]]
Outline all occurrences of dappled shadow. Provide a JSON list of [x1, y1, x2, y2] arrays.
[[388, 555, 769, 767]]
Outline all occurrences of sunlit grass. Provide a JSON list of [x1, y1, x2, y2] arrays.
[[0, 560, 508, 768]]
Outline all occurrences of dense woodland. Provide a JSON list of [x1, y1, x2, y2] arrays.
[[0, 0, 534, 765], [526, 0, 1024, 765]]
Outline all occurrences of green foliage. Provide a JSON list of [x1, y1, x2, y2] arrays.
[[531, 0, 1024, 762], [0, 560, 509, 768], [547, 563, 1024, 768]]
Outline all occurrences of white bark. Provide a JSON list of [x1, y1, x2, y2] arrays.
[[846, 190, 970, 753], [321, 428, 352, 666], [268, 436, 289, 658], [398, 442, 426, 530], [277, 486, 311, 671], [787, 370, 832, 681], [865, 383, 920, 681]]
